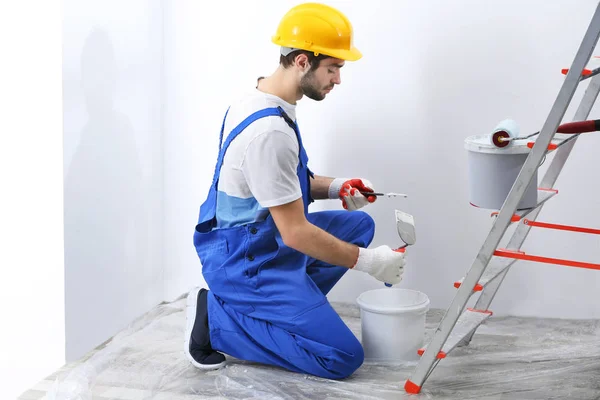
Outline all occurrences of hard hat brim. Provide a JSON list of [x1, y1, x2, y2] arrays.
[[323, 46, 362, 61]]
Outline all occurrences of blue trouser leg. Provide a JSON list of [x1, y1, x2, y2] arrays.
[[206, 211, 376, 379], [305, 210, 376, 295], [209, 292, 365, 379]]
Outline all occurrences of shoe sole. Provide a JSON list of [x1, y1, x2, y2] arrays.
[[184, 287, 227, 370]]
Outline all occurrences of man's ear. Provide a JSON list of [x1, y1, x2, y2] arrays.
[[294, 53, 310, 72]]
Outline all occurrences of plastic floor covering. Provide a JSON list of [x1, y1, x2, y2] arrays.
[[19, 295, 600, 400]]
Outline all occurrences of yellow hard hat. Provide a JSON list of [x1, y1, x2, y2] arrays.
[[272, 2, 362, 61]]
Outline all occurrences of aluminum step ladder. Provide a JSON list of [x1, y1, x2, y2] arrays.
[[405, 3, 600, 394]]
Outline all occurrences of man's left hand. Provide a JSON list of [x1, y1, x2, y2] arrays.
[[328, 178, 377, 211]]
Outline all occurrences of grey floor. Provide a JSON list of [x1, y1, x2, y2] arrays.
[[20, 296, 600, 400]]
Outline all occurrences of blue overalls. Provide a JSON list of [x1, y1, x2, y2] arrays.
[[193, 106, 376, 379]]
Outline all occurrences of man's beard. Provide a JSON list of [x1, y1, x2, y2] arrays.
[[300, 71, 331, 101]]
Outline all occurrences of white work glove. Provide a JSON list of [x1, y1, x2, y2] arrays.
[[328, 178, 377, 211], [352, 245, 406, 285]]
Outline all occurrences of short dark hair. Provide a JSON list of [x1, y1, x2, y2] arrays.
[[279, 50, 331, 69]]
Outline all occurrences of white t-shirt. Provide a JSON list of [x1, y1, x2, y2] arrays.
[[214, 87, 303, 228]]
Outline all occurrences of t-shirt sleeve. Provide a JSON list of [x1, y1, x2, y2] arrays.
[[241, 130, 302, 208]]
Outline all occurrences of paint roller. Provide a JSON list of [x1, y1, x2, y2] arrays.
[[490, 118, 600, 148]]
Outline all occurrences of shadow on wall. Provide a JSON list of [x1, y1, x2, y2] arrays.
[[64, 27, 148, 361]]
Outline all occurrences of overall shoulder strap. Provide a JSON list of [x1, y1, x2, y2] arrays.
[[211, 107, 290, 187]]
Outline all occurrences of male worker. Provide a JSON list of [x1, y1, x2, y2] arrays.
[[185, 3, 407, 380]]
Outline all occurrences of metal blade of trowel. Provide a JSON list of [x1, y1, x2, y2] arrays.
[[384, 210, 416, 287], [395, 209, 416, 247]]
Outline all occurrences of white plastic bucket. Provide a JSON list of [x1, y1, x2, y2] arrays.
[[356, 288, 430, 363], [464, 133, 538, 210]]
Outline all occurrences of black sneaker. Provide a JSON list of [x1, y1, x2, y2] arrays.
[[184, 287, 226, 370]]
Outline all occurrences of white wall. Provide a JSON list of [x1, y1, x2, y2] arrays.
[[167, 0, 600, 319], [62, 0, 165, 361], [0, 3, 64, 399]]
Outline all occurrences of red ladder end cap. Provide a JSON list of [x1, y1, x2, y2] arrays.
[[405, 380, 422, 394], [417, 348, 446, 359], [561, 68, 592, 75], [454, 282, 483, 291], [490, 211, 521, 222], [527, 142, 557, 150]]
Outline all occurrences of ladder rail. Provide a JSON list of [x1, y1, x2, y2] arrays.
[[405, 3, 600, 392]]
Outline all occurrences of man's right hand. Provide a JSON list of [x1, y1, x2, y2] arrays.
[[352, 245, 406, 285], [269, 198, 406, 278]]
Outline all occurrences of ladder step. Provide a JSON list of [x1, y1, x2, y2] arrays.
[[490, 188, 558, 222], [418, 308, 493, 359], [516, 187, 558, 218], [454, 256, 514, 291]]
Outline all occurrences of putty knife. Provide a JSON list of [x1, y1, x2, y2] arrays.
[[395, 209, 416, 248], [385, 209, 416, 287]]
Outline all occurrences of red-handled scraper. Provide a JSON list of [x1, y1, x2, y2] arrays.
[[385, 209, 416, 287]]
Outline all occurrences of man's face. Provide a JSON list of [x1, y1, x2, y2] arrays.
[[300, 58, 344, 101]]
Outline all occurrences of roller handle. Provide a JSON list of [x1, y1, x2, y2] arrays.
[[385, 248, 406, 287], [557, 119, 600, 133]]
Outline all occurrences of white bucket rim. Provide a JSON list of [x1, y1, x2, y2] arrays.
[[356, 288, 430, 315], [464, 134, 531, 155]]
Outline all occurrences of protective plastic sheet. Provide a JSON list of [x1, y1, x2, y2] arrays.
[[20, 296, 600, 400]]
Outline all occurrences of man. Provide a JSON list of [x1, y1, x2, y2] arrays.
[[185, 3, 407, 380]]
